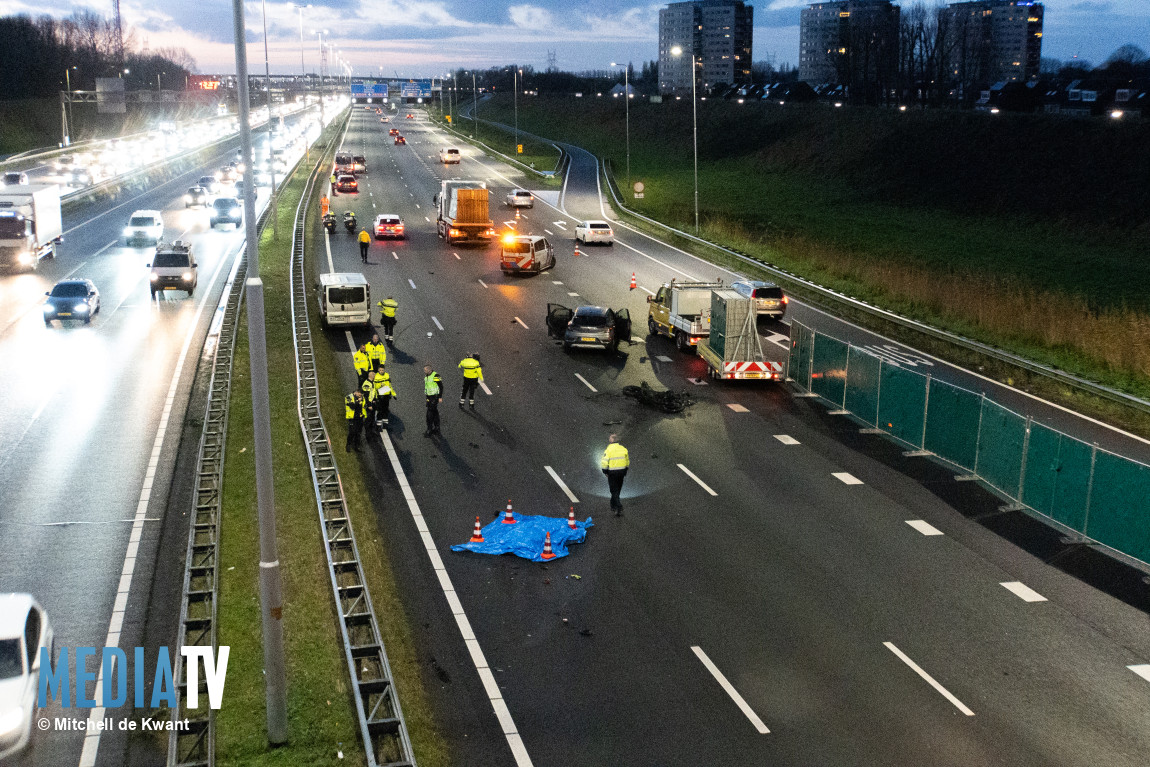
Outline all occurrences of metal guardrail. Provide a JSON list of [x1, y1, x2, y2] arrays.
[[289, 135, 416, 766], [596, 158, 1150, 417], [166, 131, 315, 767]]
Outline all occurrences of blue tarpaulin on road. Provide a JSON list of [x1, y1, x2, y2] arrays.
[[451, 513, 593, 562]]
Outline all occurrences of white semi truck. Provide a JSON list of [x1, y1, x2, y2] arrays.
[[0, 184, 63, 271]]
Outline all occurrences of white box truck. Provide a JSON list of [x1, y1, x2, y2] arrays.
[[0, 184, 63, 271]]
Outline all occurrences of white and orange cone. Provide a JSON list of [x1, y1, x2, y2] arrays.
[[469, 516, 485, 543], [567, 507, 577, 529], [501, 499, 517, 524], [629, 272, 637, 290], [573, 240, 581, 257], [541, 531, 556, 560]]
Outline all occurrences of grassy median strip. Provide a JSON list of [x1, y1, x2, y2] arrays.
[[216, 123, 447, 765]]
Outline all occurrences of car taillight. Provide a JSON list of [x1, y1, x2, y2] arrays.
[[782, 296, 789, 304]]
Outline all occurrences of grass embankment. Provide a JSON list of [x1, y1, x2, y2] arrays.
[[478, 94, 1150, 425], [216, 120, 448, 766]]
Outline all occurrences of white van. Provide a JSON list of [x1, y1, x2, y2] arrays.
[[318, 272, 371, 327]]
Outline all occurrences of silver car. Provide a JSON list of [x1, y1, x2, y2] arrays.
[[0, 594, 54, 760], [505, 188, 534, 208], [731, 279, 787, 319]]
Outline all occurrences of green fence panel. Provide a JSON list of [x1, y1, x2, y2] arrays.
[[1084, 452, 1150, 565], [975, 400, 1026, 497], [876, 363, 927, 448], [923, 379, 982, 470], [791, 322, 812, 391], [1021, 424, 1092, 533], [810, 334, 848, 406], [844, 347, 881, 427]]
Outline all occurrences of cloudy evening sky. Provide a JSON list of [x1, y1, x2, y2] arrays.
[[0, 0, 1146, 76]]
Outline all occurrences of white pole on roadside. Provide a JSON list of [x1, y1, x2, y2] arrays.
[[230, 0, 288, 745]]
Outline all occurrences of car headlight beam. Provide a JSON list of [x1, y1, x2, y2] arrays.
[[0, 706, 25, 736]]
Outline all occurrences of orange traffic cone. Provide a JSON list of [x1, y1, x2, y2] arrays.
[[501, 499, 517, 524], [469, 516, 485, 543], [541, 531, 556, 560], [573, 240, 581, 257], [515, 207, 521, 220], [567, 507, 577, 529], [629, 272, 637, 290]]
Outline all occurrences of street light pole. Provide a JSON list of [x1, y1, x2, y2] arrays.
[[472, 71, 478, 140], [671, 45, 700, 232], [612, 61, 632, 191], [260, 0, 278, 240], [63, 66, 75, 146], [513, 66, 519, 152], [228, 0, 288, 746]]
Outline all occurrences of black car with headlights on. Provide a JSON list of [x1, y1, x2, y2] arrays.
[[210, 197, 242, 229], [184, 186, 209, 208], [43, 279, 100, 326]]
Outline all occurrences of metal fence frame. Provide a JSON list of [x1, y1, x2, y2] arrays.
[[789, 320, 1150, 572]]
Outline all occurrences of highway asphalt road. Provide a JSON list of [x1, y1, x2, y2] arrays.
[[0, 114, 313, 767], [316, 107, 1150, 766]]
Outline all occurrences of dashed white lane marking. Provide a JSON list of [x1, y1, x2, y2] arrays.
[[567, 292, 579, 297], [552, 280, 563, 285], [727, 404, 750, 413], [773, 434, 799, 445], [655, 355, 673, 363], [79, 238, 242, 766], [765, 332, 790, 349], [691, 646, 770, 734], [574, 373, 597, 392], [906, 520, 944, 536], [432, 316, 444, 331], [833, 472, 863, 485], [379, 432, 535, 767], [639, 286, 655, 296], [544, 228, 554, 235], [479, 380, 492, 396], [408, 279, 417, 289], [514, 316, 529, 329], [544, 466, 580, 503], [454, 252, 461, 260], [478, 279, 488, 288], [425, 216, 431, 223], [883, 642, 975, 716], [678, 464, 718, 496], [552, 221, 567, 229], [1000, 582, 1047, 603], [1129, 665, 1150, 683], [415, 203, 421, 209]]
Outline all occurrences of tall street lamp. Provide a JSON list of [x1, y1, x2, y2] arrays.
[[260, 0, 278, 240], [63, 66, 76, 145], [670, 45, 699, 232], [611, 61, 631, 190], [292, 3, 311, 81], [472, 71, 478, 139]]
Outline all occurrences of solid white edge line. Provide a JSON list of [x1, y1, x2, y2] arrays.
[[1000, 581, 1047, 603], [883, 641, 975, 716], [380, 431, 535, 767], [690, 646, 770, 734], [78, 236, 243, 767], [544, 465, 580, 503], [574, 373, 598, 393], [677, 464, 718, 496]]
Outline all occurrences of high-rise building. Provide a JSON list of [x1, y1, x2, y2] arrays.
[[798, 1, 900, 99], [941, 1, 1044, 86], [658, 0, 753, 96]]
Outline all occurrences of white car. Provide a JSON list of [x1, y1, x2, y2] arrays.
[[123, 210, 164, 246], [0, 594, 54, 761], [575, 220, 614, 245], [505, 188, 534, 208], [439, 148, 461, 164]]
